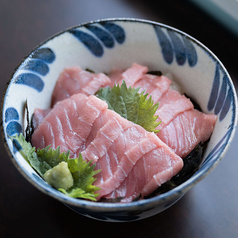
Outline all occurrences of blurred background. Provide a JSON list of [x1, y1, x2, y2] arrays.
[[1, 0, 238, 237]]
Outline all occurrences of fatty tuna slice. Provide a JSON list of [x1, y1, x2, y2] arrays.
[[133, 74, 172, 103], [155, 96, 194, 131], [84, 108, 133, 149], [118, 63, 148, 86], [104, 133, 183, 202], [51, 67, 111, 106], [31, 93, 108, 157], [51, 66, 92, 106], [81, 114, 126, 163], [157, 109, 217, 158], [32, 108, 51, 130], [92, 130, 166, 200], [80, 107, 160, 199], [157, 87, 185, 108], [107, 68, 124, 87], [81, 73, 111, 95]]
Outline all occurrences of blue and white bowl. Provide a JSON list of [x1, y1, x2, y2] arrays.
[[1, 18, 237, 222]]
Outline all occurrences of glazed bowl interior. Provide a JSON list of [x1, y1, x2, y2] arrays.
[[2, 18, 237, 222]]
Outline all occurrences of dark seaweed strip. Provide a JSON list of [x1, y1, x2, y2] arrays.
[[171, 142, 204, 184], [99, 197, 124, 203], [144, 142, 205, 199], [147, 70, 163, 76], [24, 101, 34, 143], [184, 93, 202, 111], [85, 68, 95, 74]]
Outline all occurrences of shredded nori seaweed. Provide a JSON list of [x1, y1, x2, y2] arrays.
[[99, 197, 124, 203], [85, 68, 95, 74], [144, 142, 205, 199], [24, 100, 34, 143], [147, 70, 163, 76]]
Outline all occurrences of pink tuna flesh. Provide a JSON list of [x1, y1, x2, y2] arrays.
[[31, 94, 108, 156], [31, 63, 217, 202], [118, 63, 148, 86], [104, 138, 183, 202], [157, 109, 217, 158], [31, 93, 184, 201], [51, 67, 111, 106]]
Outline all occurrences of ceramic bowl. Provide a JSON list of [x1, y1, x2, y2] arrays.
[[1, 18, 237, 222]]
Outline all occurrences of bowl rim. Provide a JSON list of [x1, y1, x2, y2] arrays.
[[1, 17, 237, 212]]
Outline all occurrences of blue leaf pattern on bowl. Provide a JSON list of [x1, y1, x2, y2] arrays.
[[202, 128, 231, 168], [203, 62, 236, 169], [13, 47, 55, 92], [20, 59, 49, 76], [31, 47, 55, 63], [99, 22, 125, 44], [219, 86, 233, 121], [69, 23, 125, 57], [207, 64, 232, 121], [6, 121, 22, 137], [85, 25, 115, 48], [69, 29, 104, 57], [154, 25, 173, 64], [12, 137, 23, 153], [181, 36, 197, 67], [5, 47, 55, 137], [167, 30, 186, 65], [207, 64, 220, 111], [5, 107, 19, 123], [214, 75, 228, 115], [15, 73, 44, 92], [5, 107, 22, 137], [154, 26, 197, 67]]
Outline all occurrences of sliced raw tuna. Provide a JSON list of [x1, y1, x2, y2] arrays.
[[51, 66, 91, 106], [31, 94, 108, 156], [104, 139, 183, 202], [32, 108, 51, 130], [133, 74, 171, 103], [31, 63, 217, 203], [81, 108, 161, 199], [157, 109, 217, 158], [157, 87, 185, 108], [81, 73, 111, 95], [51, 67, 111, 106], [118, 63, 148, 86], [107, 68, 123, 87], [32, 92, 184, 200], [155, 95, 194, 131], [90, 126, 160, 199]]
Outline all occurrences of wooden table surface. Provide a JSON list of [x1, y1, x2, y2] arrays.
[[1, 0, 238, 237]]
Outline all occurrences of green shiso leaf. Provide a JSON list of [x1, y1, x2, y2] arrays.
[[11, 134, 100, 201], [62, 154, 101, 200], [11, 133, 51, 177], [96, 81, 160, 133]]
